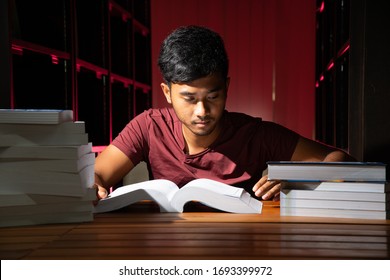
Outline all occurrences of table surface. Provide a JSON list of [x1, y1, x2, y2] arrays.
[[1, 201, 390, 260]]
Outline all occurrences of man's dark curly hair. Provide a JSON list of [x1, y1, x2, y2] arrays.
[[158, 25, 229, 85]]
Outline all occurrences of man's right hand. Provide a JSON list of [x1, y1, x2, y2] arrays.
[[93, 184, 108, 205]]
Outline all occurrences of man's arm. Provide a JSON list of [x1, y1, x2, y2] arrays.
[[252, 136, 356, 200], [290, 137, 355, 162], [94, 144, 135, 199]]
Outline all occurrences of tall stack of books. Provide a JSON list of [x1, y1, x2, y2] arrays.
[[267, 161, 389, 219], [0, 109, 96, 227]]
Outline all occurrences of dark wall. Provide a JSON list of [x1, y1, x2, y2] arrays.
[[150, 0, 316, 139]]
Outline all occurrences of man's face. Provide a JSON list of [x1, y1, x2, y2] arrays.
[[161, 73, 229, 138]]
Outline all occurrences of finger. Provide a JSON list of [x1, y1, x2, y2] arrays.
[[261, 182, 282, 200], [253, 180, 268, 197], [97, 187, 108, 199], [254, 179, 280, 198], [92, 184, 108, 205], [252, 175, 269, 192]]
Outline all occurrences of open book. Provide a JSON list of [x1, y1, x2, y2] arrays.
[[93, 179, 263, 214]]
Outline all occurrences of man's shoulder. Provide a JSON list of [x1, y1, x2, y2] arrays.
[[224, 111, 262, 126], [137, 107, 178, 122], [223, 111, 296, 133]]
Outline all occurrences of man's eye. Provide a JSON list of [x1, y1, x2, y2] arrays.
[[208, 94, 219, 100], [184, 97, 195, 102]]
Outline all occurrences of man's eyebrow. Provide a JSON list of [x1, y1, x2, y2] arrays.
[[178, 86, 223, 96], [178, 91, 195, 96], [207, 86, 223, 93]]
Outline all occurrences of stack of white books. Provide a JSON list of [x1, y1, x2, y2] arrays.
[[0, 109, 96, 227], [267, 161, 389, 220]]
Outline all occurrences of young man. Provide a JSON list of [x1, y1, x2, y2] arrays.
[[94, 25, 354, 202]]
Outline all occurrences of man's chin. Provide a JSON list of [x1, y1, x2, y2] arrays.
[[190, 127, 214, 136], [194, 131, 213, 136]]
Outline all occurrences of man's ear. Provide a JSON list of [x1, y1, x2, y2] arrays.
[[225, 77, 230, 93], [160, 83, 172, 104]]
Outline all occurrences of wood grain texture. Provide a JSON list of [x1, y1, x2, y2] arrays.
[[1, 202, 389, 260]]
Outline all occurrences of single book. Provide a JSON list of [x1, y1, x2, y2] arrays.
[[280, 198, 387, 211], [94, 179, 263, 214], [0, 143, 93, 159], [0, 188, 96, 227], [282, 181, 390, 193], [0, 200, 94, 218], [0, 109, 73, 124], [0, 152, 95, 173], [0, 164, 94, 197], [0, 211, 93, 227], [0, 132, 89, 147], [281, 188, 389, 202], [267, 161, 387, 182], [0, 187, 96, 207], [0, 121, 85, 135], [280, 207, 388, 220]]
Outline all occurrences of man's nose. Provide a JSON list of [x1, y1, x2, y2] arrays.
[[194, 101, 209, 118]]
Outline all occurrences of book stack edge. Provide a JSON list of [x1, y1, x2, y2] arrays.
[[267, 161, 389, 220], [0, 109, 96, 227]]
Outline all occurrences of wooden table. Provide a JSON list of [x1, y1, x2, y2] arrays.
[[1, 201, 389, 259]]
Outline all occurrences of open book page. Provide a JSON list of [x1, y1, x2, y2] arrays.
[[171, 179, 262, 213], [94, 179, 179, 213], [182, 179, 245, 197]]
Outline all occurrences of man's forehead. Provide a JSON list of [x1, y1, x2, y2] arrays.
[[171, 74, 225, 88]]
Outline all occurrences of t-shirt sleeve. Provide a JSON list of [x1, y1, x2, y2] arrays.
[[260, 121, 300, 161], [111, 112, 149, 165]]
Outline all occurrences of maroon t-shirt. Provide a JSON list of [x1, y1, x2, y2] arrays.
[[112, 108, 299, 195]]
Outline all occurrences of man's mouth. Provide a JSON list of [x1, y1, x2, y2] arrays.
[[193, 119, 211, 125]]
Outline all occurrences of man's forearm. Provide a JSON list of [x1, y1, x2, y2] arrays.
[[323, 149, 356, 162]]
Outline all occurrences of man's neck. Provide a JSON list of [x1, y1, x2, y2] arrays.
[[182, 125, 221, 155]]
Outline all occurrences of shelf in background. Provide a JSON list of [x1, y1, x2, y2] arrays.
[[5, 0, 151, 147], [315, 0, 350, 150]]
